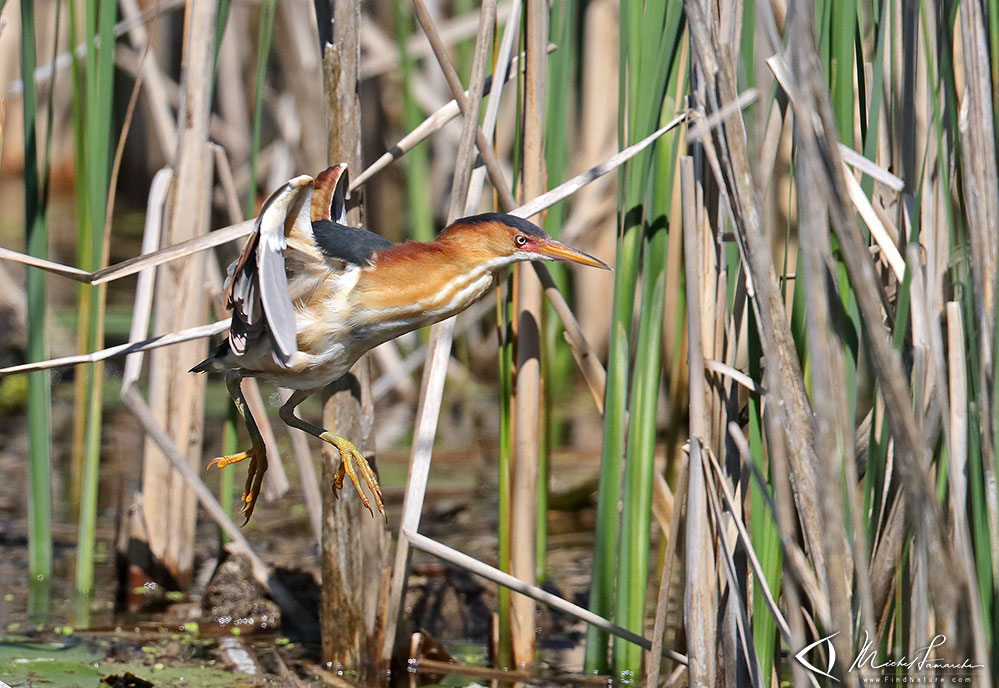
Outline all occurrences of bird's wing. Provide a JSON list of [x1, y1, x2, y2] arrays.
[[305, 165, 392, 269], [283, 164, 388, 303], [221, 174, 314, 366], [310, 221, 394, 267], [310, 164, 350, 224], [221, 165, 393, 366]]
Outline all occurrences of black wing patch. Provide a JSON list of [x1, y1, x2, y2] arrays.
[[312, 220, 393, 266]]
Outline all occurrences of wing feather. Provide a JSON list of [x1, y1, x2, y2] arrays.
[[221, 175, 313, 365], [257, 176, 313, 364], [218, 165, 370, 368], [310, 164, 350, 223]]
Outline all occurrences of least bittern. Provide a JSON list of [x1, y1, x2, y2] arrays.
[[192, 165, 611, 522]]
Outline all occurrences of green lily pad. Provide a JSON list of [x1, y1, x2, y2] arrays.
[[0, 637, 260, 687], [0, 635, 105, 664], [0, 659, 101, 687], [97, 663, 262, 687]]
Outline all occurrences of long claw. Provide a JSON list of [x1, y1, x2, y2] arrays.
[[333, 461, 346, 493], [354, 453, 384, 515], [319, 433, 384, 517], [207, 451, 251, 470], [343, 456, 374, 516], [239, 455, 258, 520], [207, 445, 267, 524]]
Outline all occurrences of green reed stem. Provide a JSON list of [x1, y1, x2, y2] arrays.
[[583, 221, 639, 676], [748, 309, 781, 682], [584, 0, 680, 674], [75, 0, 117, 623], [496, 282, 514, 669], [533, 0, 578, 584], [212, 0, 231, 87], [612, 218, 667, 683], [392, 0, 434, 242], [246, 0, 277, 217], [20, 0, 53, 622], [219, 404, 238, 546]]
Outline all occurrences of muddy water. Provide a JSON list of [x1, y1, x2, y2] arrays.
[[2, 403, 608, 684]]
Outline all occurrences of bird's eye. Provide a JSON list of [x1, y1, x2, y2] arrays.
[[515, 235, 528, 246]]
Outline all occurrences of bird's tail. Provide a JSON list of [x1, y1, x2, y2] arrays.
[[188, 357, 213, 374], [189, 339, 231, 374]]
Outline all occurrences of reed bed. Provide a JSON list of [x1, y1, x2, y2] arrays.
[[2, 0, 997, 686]]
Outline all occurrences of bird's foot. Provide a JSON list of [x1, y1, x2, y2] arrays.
[[206, 448, 255, 470], [207, 445, 268, 525], [319, 433, 384, 517]]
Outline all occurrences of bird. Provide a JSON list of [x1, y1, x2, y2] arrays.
[[191, 164, 611, 523]]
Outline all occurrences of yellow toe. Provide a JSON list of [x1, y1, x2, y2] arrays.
[[320, 433, 384, 515]]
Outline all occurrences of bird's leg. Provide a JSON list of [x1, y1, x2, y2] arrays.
[[278, 390, 384, 516], [207, 370, 268, 523]]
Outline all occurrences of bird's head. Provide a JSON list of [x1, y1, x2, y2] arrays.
[[442, 213, 612, 271]]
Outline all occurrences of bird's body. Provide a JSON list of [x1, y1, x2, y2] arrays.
[[194, 165, 610, 521], [196, 218, 518, 390]]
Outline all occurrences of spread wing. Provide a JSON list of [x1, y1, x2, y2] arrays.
[[308, 162, 392, 266], [221, 164, 391, 367], [283, 164, 392, 318], [310, 164, 350, 224], [221, 174, 314, 365]]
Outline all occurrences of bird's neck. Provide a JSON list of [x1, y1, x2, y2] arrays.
[[352, 237, 513, 327]]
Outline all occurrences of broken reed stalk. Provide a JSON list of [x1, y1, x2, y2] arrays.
[[405, 529, 687, 665], [140, 0, 217, 587], [535, 0, 574, 591], [481, 0, 523, 671], [380, 0, 499, 665], [509, 0, 547, 668], [683, 0, 831, 597], [319, 0, 387, 674], [679, 156, 716, 686]]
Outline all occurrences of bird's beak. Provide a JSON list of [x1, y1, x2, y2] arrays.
[[535, 239, 613, 270]]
